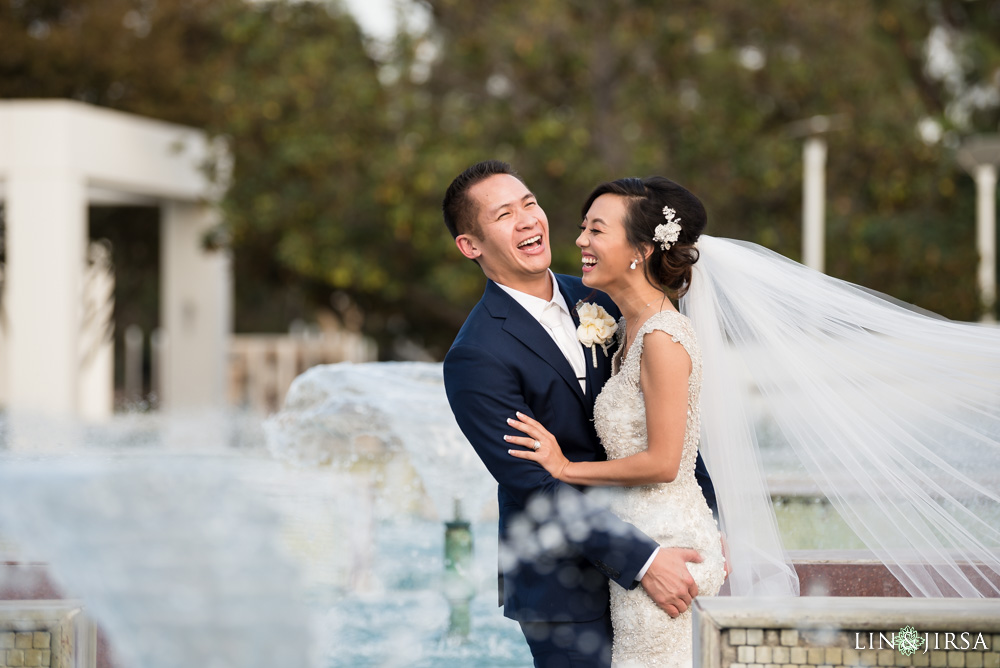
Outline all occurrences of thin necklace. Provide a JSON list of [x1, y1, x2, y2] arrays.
[[628, 299, 659, 327], [622, 295, 666, 361]]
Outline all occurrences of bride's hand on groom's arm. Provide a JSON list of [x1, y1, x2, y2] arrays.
[[505, 412, 570, 480]]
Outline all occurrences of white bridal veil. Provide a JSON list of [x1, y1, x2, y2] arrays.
[[681, 235, 1000, 598]]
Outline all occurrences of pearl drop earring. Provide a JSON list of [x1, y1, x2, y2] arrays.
[[630, 260, 637, 270]]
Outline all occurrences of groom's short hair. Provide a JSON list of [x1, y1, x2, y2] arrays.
[[443, 160, 523, 239]]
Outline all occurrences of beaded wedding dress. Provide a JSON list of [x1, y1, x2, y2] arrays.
[[593, 310, 726, 668]]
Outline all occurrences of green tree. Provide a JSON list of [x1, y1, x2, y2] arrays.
[[3, 0, 999, 360], [0, 0, 237, 125], [385, 0, 994, 327], [0, 0, 399, 344]]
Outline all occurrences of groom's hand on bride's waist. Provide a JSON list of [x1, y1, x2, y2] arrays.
[[640, 548, 703, 618]]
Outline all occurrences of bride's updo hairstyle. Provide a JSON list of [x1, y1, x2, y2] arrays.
[[582, 176, 707, 297]]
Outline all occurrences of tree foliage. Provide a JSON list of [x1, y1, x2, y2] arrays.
[[2, 0, 999, 358], [397, 0, 997, 328]]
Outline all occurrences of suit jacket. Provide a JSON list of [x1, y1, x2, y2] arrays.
[[443, 273, 717, 623]]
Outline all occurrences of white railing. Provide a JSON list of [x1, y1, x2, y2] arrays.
[[115, 325, 378, 414], [228, 330, 378, 413]]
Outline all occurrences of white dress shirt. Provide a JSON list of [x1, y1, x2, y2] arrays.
[[497, 271, 587, 392], [496, 272, 659, 582]]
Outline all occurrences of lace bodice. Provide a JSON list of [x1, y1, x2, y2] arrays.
[[594, 311, 708, 546], [596, 310, 702, 466], [592, 309, 723, 667]]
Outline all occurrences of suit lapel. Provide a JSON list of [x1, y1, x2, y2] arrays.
[[585, 330, 614, 406], [484, 280, 586, 404], [554, 275, 614, 407]]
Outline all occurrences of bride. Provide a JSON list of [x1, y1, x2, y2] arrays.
[[508, 176, 727, 667], [507, 175, 1000, 666]]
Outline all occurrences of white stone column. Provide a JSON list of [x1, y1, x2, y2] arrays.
[[5, 172, 87, 417], [957, 136, 1000, 322], [0, 278, 7, 407], [802, 136, 827, 274], [78, 241, 115, 421], [974, 164, 997, 322], [160, 202, 232, 412]]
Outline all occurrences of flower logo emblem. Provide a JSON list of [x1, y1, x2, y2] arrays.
[[895, 626, 925, 656]]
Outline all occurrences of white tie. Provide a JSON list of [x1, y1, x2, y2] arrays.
[[540, 302, 587, 392]]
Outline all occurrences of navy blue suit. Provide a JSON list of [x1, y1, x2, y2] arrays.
[[444, 274, 717, 664]]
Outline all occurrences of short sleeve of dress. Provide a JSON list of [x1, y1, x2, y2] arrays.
[[619, 310, 701, 391]]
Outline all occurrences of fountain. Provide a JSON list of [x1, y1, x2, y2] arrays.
[[0, 413, 315, 667], [262, 362, 496, 641], [3, 360, 995, 666], [0, 362, 532, 667]]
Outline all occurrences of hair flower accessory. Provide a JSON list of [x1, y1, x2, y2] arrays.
[[575, 301, 618, 367], [654, 206, 683, 251]]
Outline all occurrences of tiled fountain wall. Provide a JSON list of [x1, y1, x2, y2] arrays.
[[694, 598, 1000, 668], [0, 601, 95, 668]]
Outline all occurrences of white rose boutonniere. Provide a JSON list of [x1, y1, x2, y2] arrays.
[[575, 301, 618, 368]]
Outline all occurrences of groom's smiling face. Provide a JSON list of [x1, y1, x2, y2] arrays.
[[456, 174, 552, 292]]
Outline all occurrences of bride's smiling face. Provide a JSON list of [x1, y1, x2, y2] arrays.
[[576, 194, 639, 291]]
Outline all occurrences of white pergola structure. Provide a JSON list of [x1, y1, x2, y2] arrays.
[[0, 99, 231, 420]]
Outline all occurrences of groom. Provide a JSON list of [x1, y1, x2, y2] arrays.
[[442, 160, 718, 667]]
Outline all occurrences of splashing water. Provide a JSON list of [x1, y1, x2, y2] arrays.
[[264, 362, 494, 522], [0, 449, 313, 666], [0, 362, 525, 667]]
